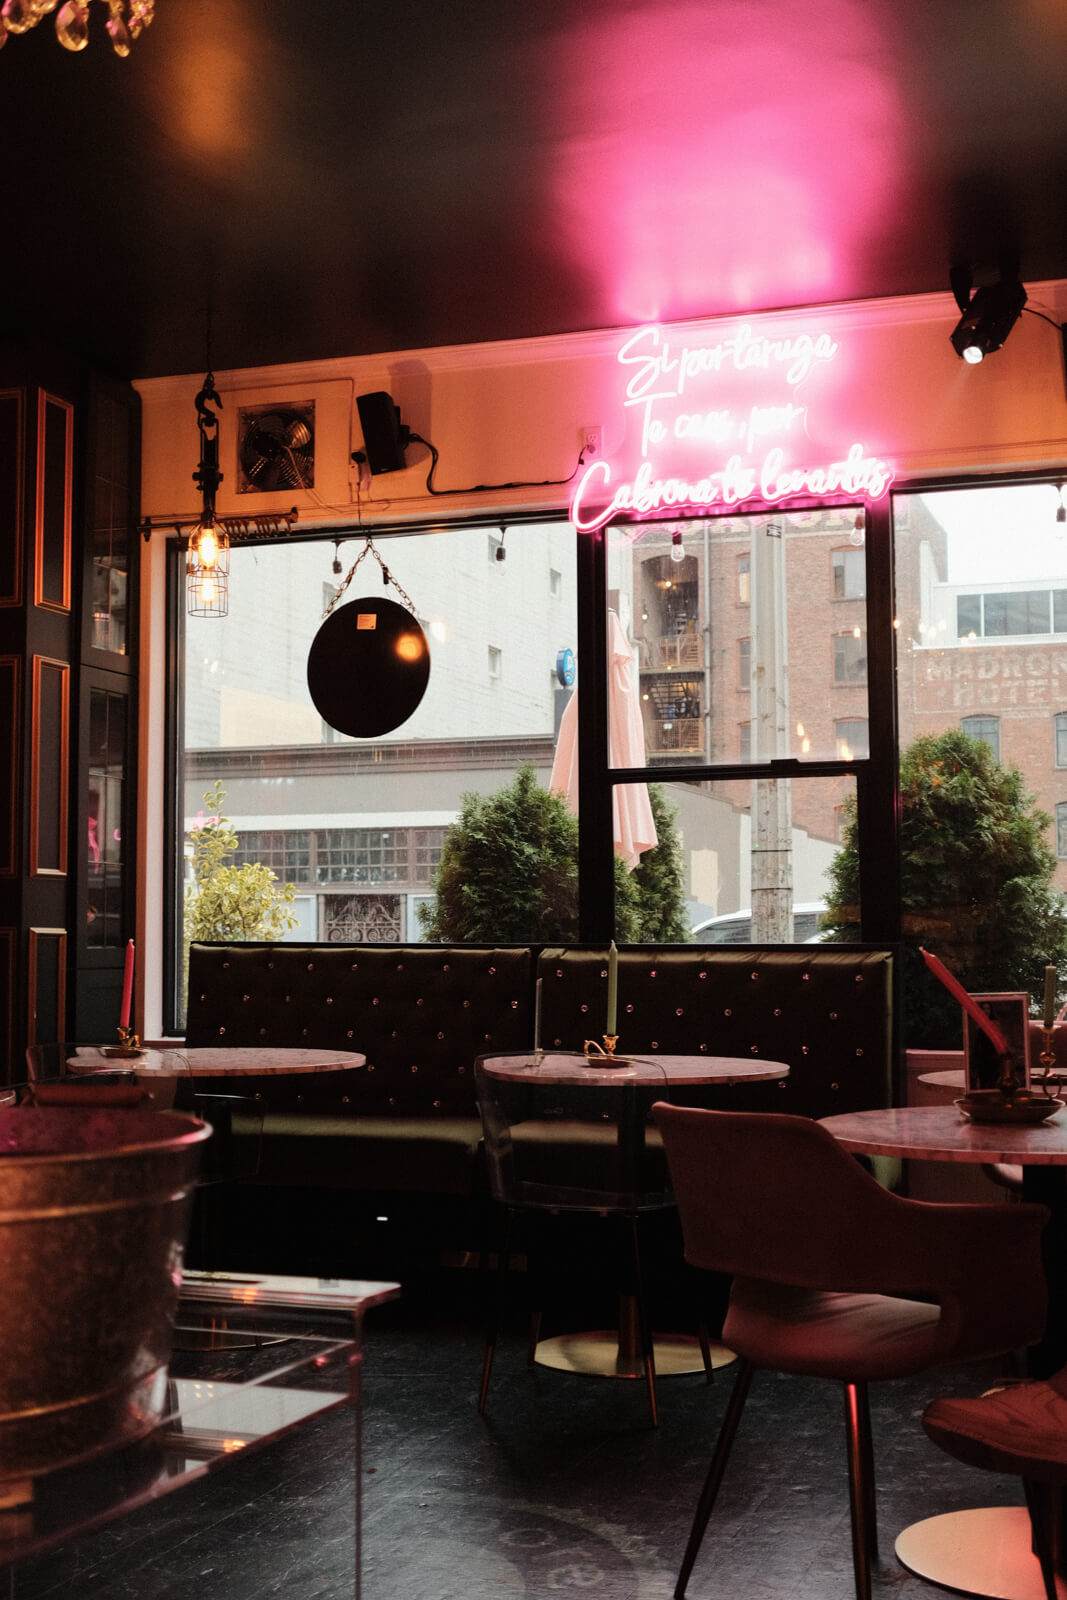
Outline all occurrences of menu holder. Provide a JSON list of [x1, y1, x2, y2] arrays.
[[957, 1004, 1063, 1124], [963, 993, 1031, 1093]]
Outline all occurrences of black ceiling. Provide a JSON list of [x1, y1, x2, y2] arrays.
[[3, 0, 1067, 382]]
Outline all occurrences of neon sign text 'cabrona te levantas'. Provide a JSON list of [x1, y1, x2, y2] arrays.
[[569, 322, 893, 531]]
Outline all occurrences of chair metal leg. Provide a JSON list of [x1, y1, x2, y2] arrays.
[[628, 1214, 658, 1428], [843, 1380, 875, 1600], [526, 1308, 542, 1366], [1022, 1479, 1062, 1600], [697, 1321, 714, 1383], [478, 1205, 515, 1416], [857, 1380, 878, 1564], [674, 1357, 755, 1599]]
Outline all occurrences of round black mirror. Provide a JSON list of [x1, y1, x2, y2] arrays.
[[306, 596, 431, 737]]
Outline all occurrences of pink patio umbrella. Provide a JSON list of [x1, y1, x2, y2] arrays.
[[550, 610, 658, 869]]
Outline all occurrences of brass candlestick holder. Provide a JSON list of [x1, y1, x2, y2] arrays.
[[104, 1026, 143, 1059], [957, 1044, 1062, 1124], [1038, 1023, 1060, 1097], [582, 1034, 630, 1065]]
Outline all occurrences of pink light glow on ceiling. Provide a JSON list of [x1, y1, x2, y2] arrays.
[[544, 0, 906, 326]]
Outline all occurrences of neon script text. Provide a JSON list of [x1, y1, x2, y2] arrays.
[[618, 322, 839, 401], [570, 445, 894, 533]]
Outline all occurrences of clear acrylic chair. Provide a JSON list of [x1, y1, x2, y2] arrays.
[[475, 1050, 697, 1427]]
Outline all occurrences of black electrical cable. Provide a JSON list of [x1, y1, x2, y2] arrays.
[[407, 432, 588, 497], [1023, 306, 1063, 333]]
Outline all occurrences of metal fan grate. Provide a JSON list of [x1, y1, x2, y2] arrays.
[[237, 402, 315, 493]]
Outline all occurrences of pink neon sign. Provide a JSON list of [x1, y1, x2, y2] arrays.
[[570, 321, 893, 530], [571, 445, 894, 532]]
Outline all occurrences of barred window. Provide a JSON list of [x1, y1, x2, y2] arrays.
[[232, 830, 311, 883], [414, 827, 447, 883], [317, 828, 410, 885], [234, 827, 445, 888]]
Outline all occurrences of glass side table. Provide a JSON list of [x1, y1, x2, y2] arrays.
[[0, 1271, 399, 1600]]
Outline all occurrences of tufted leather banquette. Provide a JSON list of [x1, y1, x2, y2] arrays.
[[184, 941, 895, 1201], [537, 947, 895, 1121], [185, 942, 533, 1193]]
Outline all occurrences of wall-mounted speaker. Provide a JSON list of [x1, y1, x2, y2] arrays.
[[356, 391, 410, 474]]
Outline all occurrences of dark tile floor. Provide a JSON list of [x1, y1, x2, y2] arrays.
[[9, 1262, 1032, 1600]]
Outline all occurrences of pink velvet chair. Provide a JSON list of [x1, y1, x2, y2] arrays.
[[652, 1103, 1050, 1600]]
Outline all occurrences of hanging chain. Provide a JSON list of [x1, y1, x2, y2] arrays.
[[323, 536, 418, 618]]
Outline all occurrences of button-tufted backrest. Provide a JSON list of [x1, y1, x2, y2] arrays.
[[537, 947, 894, 1119], [185, 943, 535, 1116]]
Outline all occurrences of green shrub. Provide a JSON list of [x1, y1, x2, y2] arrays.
[[418, 765, 691, 944], [822, 730, 1067, 1045], [184, 781, 298, 979]]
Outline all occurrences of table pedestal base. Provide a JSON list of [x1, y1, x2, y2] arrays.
[[534, 1331, 735, 1377], [533, 1295, 735, 1379], [896, 1507, 1064, 1599]]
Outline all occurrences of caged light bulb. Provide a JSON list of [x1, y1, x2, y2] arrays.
[[195, 523, 219, 568]]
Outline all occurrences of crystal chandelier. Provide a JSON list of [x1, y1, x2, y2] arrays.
[[0, 0, 154, 55]]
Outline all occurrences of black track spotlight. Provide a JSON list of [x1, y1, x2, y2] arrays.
[[949, 267, 1027, 364]]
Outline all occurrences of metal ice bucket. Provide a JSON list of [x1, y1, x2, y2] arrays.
[[0, 1106, 211, 1477]]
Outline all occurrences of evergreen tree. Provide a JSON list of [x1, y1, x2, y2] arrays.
[[821, 729, 1067, 1045], [418, 767, 691, 943], [629, 785, 692, 942], [418, 766, 580, 943]]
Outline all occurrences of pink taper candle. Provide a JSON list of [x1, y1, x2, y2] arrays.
[[119, 939, 134, 1029], [920, 947, 1010, 1056]]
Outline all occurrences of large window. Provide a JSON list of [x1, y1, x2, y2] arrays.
[[165, 481, 1067, 1029], [609, 510, 869, 942], [895, 482, 1067, 894], [176, 521, 577, 1018]]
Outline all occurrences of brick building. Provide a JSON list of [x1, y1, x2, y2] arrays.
[[632, 493, 1067, 892]]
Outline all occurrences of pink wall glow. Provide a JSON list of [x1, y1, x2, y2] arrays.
[[545, 1, 906, 327]]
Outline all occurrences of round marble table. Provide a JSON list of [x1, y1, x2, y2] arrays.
[[477, 1051, 791, 1399], [477, 1049, 791, 1089], [819, 1102, 1067, 1168], [66, 1045, 366, 1077], [820, 1102, 1067, 1600]]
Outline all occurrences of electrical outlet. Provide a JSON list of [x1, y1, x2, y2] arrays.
[[582, 425, 602, 457]]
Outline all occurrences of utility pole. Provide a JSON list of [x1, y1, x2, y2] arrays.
[[750, 518, 793, 941]]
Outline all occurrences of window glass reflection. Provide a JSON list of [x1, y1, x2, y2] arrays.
[[610, 509, 869, 772], [180, 524, 577, 998], [895, 483, 1067, 897], [87, 689, 126, 947], [638, 776, 856, 943]]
